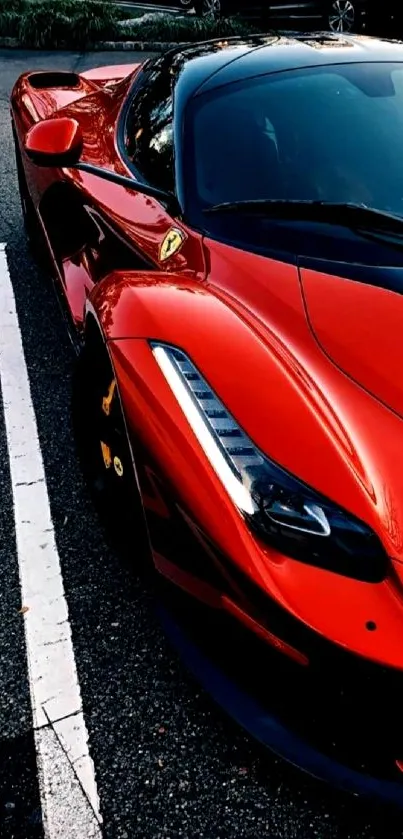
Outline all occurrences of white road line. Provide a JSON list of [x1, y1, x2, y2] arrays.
[[0, 244, 102, 838]]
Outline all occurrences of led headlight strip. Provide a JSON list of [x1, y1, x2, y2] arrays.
[[151, 342, 257, 515], [151, 343, 389, 582]]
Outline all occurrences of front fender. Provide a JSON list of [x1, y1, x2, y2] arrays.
[[88, 268, 401, 552], [87, 269, 403, 667], [105, 331, 403, 671]]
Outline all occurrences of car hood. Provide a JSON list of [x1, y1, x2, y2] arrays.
[[203, 242, 403, 574], [300, 264, 403, 420]]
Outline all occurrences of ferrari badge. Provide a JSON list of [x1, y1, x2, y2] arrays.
[[113, 456, 124, 477], [159, 228, 185, 262]]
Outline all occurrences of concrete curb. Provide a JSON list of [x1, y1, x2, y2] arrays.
[[0, 36, 182, 51]]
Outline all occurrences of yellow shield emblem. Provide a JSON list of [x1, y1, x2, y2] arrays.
[[159, 228, 185, 262]]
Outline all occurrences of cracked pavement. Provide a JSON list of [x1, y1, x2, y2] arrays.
[[1, 47, 403, 839]]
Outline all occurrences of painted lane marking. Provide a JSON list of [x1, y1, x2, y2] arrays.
[[0, 244, 102, 837]]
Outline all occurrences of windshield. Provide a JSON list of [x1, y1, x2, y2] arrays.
[[186, 61, 403, 243]]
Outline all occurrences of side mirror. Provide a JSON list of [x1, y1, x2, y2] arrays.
[[24, 117, 83, 167], [22, 115, 182, 217]]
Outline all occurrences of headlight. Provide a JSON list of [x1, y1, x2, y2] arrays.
[[151, 342, 387, 583]]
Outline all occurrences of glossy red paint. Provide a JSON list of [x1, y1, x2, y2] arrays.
[[91, 260, 403, 563], [11, 64, 205, 331], [81, 64, 142, 84], [301, 267, 403, 420], [10, 59, 403, 684], [107, 335, 403, 671], [13, 72, 101, 125], [25, 117, 83, 164]]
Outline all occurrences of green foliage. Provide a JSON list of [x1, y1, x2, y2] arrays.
[[0, 0, 253, 47], [0, 11, 20, 38], [0, 0, 127, 12], [0, 0, 121, 47], [123, 13, 253, 41], [0, 0, 27, 12]]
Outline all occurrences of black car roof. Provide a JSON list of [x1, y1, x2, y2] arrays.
[[171, 33, 403, 102]]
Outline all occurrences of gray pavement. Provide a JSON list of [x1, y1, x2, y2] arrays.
[[0, 48, 402, 839]]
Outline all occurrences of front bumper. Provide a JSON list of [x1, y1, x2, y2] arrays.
[[155, 578, 403, 808]]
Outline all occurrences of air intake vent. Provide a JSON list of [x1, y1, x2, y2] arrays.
[[28, 72, 80, 90]]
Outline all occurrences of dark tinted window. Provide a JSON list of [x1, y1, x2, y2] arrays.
[[188, 62, 403, 215], [125, 56, 175, 192]]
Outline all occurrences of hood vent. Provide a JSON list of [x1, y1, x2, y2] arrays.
[[27, 71, 81, 90]]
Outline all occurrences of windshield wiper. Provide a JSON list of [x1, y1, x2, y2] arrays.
[[203, 199, 403, 235]]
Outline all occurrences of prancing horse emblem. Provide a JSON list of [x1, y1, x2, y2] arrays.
[[159, 227, 186, 262]]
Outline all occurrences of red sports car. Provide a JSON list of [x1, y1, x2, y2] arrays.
[[11, 33, 403, 806]]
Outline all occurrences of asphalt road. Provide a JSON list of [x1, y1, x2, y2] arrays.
[[0, 48, 403, 839]]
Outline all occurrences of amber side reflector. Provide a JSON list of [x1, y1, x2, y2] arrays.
[[222, 595, 309, 667]]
